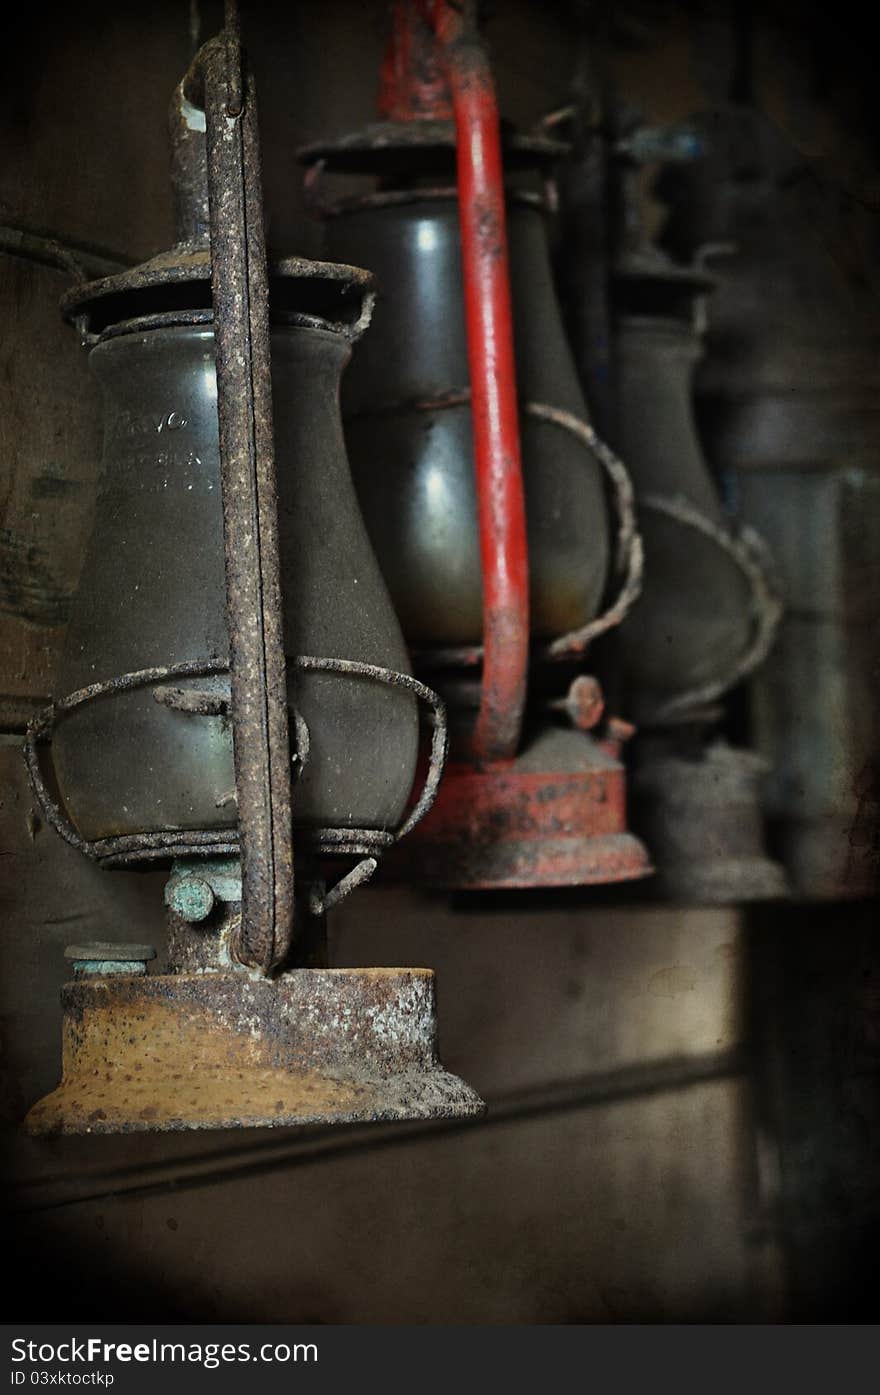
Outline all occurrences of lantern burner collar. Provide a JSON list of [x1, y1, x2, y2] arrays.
[[614, 250, 717, 325], [60, 252, 376, 345], [616, 248, 716, 288], [298, 119, 568, 178]]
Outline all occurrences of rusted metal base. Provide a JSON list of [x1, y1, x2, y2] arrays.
[[25, 968, 484, 1134], [631, 738, 789, 905], [393, 727, 652, 890]]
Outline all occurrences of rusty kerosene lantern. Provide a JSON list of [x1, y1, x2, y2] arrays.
[[298, 0, 651, 890], [23, 14, 482, 1133], [603, 117, 787, 903]]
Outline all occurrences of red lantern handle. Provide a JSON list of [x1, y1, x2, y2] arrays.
[[431, 0, 529, 765]]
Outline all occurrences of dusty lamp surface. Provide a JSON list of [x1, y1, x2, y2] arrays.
[[24, 58, 483, 1134], [50, 266, 419, 847]]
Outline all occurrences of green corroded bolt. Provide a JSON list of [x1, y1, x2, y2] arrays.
[[65, 943, 156, 977], [165, 874, 216, 923]]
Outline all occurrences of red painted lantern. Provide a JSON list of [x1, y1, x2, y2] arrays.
[[299, 0, 651, 890]]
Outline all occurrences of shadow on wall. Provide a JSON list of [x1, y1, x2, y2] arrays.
[[6, 877, 769, 1323], [746, 900, 880, 1321]]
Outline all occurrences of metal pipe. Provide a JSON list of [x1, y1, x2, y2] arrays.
[[195, 21, 295, 974], [433, 0, 530, 765]]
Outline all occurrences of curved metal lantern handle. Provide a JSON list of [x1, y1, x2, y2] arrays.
[[23, 657, 448, 914], [291, 656, 448, 914], [637, 492, 785, 722], [388, 393, 645, 670], [525, 403, 645, 661], [22, 659, 229, 861]]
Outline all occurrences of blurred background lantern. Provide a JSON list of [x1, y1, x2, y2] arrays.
[[563, 99, 788, 904], [658, 101, 880, 901]]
